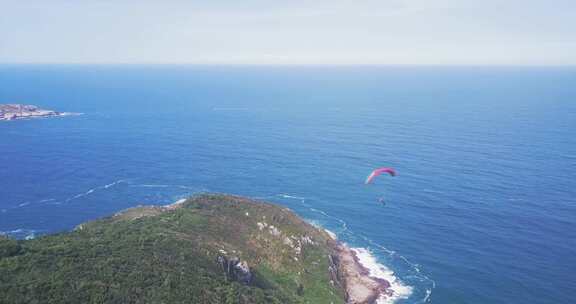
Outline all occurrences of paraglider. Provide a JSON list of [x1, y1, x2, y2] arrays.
[[365, 167, 396, 184], [365, 167, 396, 205], [378, 196, 386, 205]]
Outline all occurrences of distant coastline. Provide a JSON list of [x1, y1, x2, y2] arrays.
[[0, 104, 77, 121]]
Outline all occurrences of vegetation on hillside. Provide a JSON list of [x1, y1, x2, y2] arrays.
[[0, 194, 345, 304]]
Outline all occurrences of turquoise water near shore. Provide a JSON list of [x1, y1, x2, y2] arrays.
[[1, 65, 575, 303]]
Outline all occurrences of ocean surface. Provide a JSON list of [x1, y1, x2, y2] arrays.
[[1, 65, 575, 303]]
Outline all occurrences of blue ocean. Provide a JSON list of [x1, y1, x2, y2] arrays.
[[1, 65, 575, 303]]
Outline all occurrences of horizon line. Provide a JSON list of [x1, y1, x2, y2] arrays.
[[1, 62, 575, 68]]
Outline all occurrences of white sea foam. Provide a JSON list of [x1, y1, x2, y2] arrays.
[[165, 198, 187, 207], [257, 192, 433, 302], [309, 207, 330, 217], [278, 194, 306, 200], [357, 234, 437, 303], [59, 112, 83, 117], [65, 179, 127, 203], [130, 184, 197, 190], [324, 229, 338, 240], [277, 194, 351, 234], [421, 288, 432, 303], [351, 247, 413, 304], [104, 180, 125, 189], [131, 184, 174, 188], [66, 191, 89, 202], [1, 228, 38, 240], [304, 218, 339, 240], [307, 207, 350, 234]]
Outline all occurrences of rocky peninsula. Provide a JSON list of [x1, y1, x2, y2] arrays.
[[0, 194, 394, 304], [0, 104, 70, 121]]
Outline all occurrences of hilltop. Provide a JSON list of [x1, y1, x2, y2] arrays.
[[0, 194, 392, 304]]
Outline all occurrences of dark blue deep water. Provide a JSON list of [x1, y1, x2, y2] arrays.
[[1, 65, 575, 303]]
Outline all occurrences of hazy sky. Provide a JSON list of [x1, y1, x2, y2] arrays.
[[1, 0, 575, 65]]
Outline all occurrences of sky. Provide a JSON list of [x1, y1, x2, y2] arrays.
[[1, 0, 575, 65]]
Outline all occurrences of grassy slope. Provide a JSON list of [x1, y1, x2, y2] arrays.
[[0, 194, 345, 304]]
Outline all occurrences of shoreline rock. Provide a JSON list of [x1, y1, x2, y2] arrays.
[[0, 104, 74, 121], [336, 244, 393, 304]]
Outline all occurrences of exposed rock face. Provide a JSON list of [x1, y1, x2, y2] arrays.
[[336, 244, 392, 304], [328, 253, 345, 290], [217, 254, 252, 285], [0, 104, 66, 121]]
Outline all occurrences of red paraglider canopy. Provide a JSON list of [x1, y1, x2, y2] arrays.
[[365, 167, 396, 184]]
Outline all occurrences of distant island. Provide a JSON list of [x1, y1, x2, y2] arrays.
[[0, 104, 73, 121], [0, 194, 395, 304]]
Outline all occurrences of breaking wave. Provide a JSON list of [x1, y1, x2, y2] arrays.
[[1, 228, 38, 240], [267, 193, 434, 303], [352, 247, 413, 303]]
